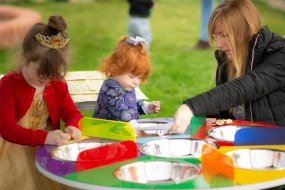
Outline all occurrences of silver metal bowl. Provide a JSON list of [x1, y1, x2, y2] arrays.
[[207, 125, 251, 142], [50, 142, 111, 161], [139, 138, 217, 158], [138, 129, 170, 136], [130, 118, 173, 137], [226, 148, 285, 170], [114, 160, 200, 184]]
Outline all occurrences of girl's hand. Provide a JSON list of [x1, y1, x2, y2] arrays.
[[147, 101, 160, 114], [169, 104, 193, 134], [45, 130, 71, 146], [65, 126, 82, 140]]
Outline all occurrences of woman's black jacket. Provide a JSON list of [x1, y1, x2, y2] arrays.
[[184, 26, 285, 126]]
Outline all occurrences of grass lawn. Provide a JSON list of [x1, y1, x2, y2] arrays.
[[1, 0, 285, 118]]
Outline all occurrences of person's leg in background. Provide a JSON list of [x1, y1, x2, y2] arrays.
[[194, 0, 214, 49], [127, 16, 151, 50]]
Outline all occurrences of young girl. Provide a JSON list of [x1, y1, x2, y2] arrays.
[[93, 36, 160, 122], [0, 15, 82, 189]]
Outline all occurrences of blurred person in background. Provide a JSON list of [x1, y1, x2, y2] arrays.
[[194, 0, 222, 49], [127, 0, 156, 50]]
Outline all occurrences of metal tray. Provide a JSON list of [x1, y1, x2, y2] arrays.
[[207, 125, 252, 142], [50, 141, 111, 161], [226, 148, 285, 170], [114, 160, 200, 184], [130, 118, 173, 137], [139, 138, 217, 158]]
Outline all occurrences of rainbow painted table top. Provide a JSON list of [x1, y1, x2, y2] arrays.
[[35, 117, 285, 190]]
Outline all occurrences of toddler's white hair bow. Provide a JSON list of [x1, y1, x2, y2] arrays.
[[126, 36, 147, 45]]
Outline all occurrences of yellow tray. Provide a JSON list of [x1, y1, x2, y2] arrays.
[[79, 117, 136, 142]]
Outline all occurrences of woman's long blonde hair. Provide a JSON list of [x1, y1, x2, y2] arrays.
[[208, 0, 261, 80]]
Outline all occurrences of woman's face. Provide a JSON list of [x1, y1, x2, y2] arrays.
[[22, 61, 50, 88], [213, 24, 232, 61], [113, 73, 142, 91]]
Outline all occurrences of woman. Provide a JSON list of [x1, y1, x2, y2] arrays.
[[171, 0, 285, 134], [0, 15, 82, 189]]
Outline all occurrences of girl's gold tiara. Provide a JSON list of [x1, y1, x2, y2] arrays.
[[34, 33, 69, 49]]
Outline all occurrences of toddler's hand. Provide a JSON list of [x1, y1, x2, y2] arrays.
[[147, 101, 160, 114], [136, 130, 149, 137]]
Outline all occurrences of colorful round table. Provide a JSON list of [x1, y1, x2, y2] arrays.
[[35, 117, 285, 190]]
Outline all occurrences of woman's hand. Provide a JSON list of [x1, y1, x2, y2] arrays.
[[45, 130, 71, 146], [169, 104, 193, 134], [65, 126, 82, 140]]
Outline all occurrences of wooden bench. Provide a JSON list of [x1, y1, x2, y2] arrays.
[[0, 71, 148, 110], [66, 71, 148, 110]]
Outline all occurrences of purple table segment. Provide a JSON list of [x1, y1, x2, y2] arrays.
[[234, 127, 285, 145], [36, 145, 76, 176]]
